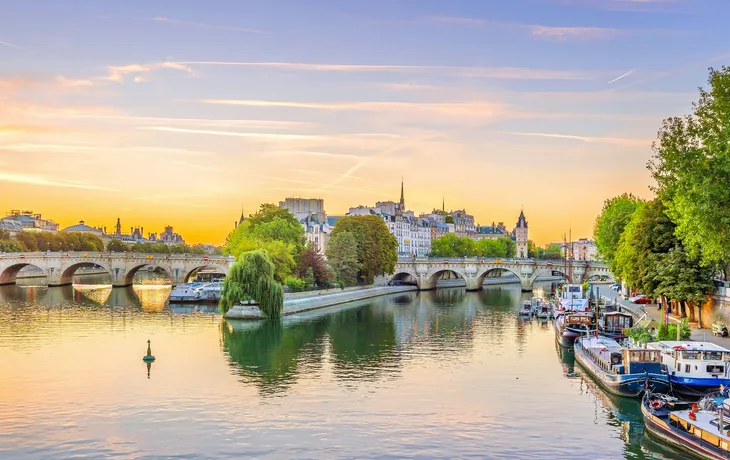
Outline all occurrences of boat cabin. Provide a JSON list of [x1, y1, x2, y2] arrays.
[[668, 404, 730, 453], [601, 311, 634, 338], [647, 341, 730, 380], [581, 336, 662, 375]]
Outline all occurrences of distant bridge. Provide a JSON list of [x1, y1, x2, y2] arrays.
[[0, 252, 235, 287], [390, 257, 612, 291]]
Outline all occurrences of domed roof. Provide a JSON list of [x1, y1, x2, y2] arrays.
[[63, 220, 98, 232]]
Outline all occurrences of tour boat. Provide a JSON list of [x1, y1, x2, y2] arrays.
[[642, 391, 730, 459], [574, 336, 670, 398], [647, 341, 730, 396], [169, 284, 200, 302], [530, 296, 545, 315], [599, 311, 634, 340], [519, 300, 533, 317], [195, 281, 223, 302], [537, 302, 552, 319], [554, 312, 596, 347]]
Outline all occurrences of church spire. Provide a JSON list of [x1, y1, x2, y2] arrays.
[[399, 177, 405, 209]]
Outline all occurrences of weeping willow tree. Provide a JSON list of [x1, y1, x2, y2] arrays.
[[219, 250, 285, 318]]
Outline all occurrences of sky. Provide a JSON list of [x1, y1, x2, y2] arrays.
[[1, 0, 729, 245]]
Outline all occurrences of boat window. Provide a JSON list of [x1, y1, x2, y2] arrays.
[[722, 441, 729, 451], [677, 362, 682, 371], [724, 353, 730, 361], [685, 364, 691, 373], [682, 351, 701, 360], [702, 431, 721, 447], [705, 351, 724, 361], [708, 365, 725, 374]]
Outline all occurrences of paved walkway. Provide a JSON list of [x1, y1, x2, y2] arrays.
[[594, 285, 730, 347]]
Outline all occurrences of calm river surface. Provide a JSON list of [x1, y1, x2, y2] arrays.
[[0, 280, 683, 459]]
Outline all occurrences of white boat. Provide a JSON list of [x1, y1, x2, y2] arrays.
[[530, 296, 545, 315], [647, 341, 730, 396], [554, 284, 590, 316], [196, 281, 222, 302], [519, 300, 532, 317], [537, 302, 552, 319], [169, 284, 200, 302]]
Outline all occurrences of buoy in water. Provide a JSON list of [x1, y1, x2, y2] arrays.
[[143, 339, 156, 362]]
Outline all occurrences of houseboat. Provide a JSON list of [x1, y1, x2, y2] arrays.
[[599, 311, 634, 340], [642, 391, 730, 459], [520, 300, 532, 317], [169, 284, 200, 302], [647, 342, 730, 396], [169, 281, 223, 303], [537, 302, 552, 319], [575, 336, 670, 398], [555, 312, 595, 347]]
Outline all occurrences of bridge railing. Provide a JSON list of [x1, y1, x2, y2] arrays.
[[0, 251, 233, 261]]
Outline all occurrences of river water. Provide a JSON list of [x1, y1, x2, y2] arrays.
[[0, 279, 682, 459]]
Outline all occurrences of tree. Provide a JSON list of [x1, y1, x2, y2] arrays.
[[329, 215, 398, 283], [538, 243, 563, 260], [219, 250, 285, 318], [593, 193, 644, 271], [430, 233, 475, 257], [326, 231, 361, 286], [106, 239, 129, 252], [296, 244, 330, 287], [527, 240, 537, 258], [649, 66, 730, 269]]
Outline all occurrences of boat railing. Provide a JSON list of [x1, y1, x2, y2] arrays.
[[579, 341, 617, 374]]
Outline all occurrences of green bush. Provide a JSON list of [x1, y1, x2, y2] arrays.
[[284, 277, 307, 292], [657, 318, 691, 341]]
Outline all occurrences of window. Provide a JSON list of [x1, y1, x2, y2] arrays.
[[705, 352, 723, 361], [708, 365, 724, 374], [685, 364, 691, 373]]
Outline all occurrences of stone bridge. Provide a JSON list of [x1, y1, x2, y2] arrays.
[[0, 252, 235, 287], [389, 257, 612, 291]]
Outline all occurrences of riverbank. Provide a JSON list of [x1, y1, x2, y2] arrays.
[[225, 285, 418, 320]]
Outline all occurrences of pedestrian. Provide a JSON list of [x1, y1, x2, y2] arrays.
[[657, 298, 662, 311]]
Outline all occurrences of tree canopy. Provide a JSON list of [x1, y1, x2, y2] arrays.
[[224, 204, 304, 282], [430, 234, 516, 258], [593, 193, 644, 271], [325, 231, 361, 286], [219, 249, 284, 318], [329, 215, 398, 283], [649, 66, 730, 267]]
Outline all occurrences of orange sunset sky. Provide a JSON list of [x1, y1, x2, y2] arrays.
[[2, 1, 726, 245]]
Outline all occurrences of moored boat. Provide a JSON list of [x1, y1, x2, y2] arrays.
[[575, 336, 670, 397], [537, 302, 552, 319], [642, 391, 730, 459], [554, 312, 595, 347], [519, 300, 532, 317], [169, 284, 200, 302], [647, 341, 730, 397], [554, 283, 591, 317], [599, 311, 634, 340]]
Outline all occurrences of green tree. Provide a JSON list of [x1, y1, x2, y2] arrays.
[[538, 243, 563, 260], [106, 238, 129, 252], [326, 231, 361, 286], [527, 240, 537, 258], [329, 215, 398, 283], [219, 250, 285, 318], [593, 193, 644, 271], [430, 233, 475, 257], [649, 67, 730, 269]]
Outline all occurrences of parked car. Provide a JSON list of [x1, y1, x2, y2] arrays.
[[610, 283, 621, 291], [629, 295, 651, 304]]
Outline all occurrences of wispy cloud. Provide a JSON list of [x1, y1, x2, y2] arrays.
[[266, 150, 366, 161], [152, 17, 262, 34], [0, 125, 72, 135], [260, 175, 384, 194], [607, 69, 635, 84], [0, 171, 116, 191], [198, 99, 505, 119], [177, 61, 595, 80], [0, 143, 208, 156], [104, 62, 193, 83], [529, 25, 623, 40], [68, 114, 312, 129], [495, 130, 651, 147], [0, 40, 28, 51], [141, 126, 329, 141], [419, 16, 625, 41]]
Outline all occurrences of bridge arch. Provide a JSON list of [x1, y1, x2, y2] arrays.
[[424, 268, 466, 290], [529, 267, 571, 286], [389, 269, 419, 288], [475, 266, 522, 289], [184, 264, 227, 283], [0, 263, 47, 285], [59, 262, 112, 285], [124, 263, 173, 286]]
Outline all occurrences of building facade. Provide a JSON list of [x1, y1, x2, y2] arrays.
[[2, 210, 59, 233], [279, 197, 326, 222], [513, 211, 529, 259]]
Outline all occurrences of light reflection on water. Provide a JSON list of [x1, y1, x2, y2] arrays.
[[0, 282, 679, 459]]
